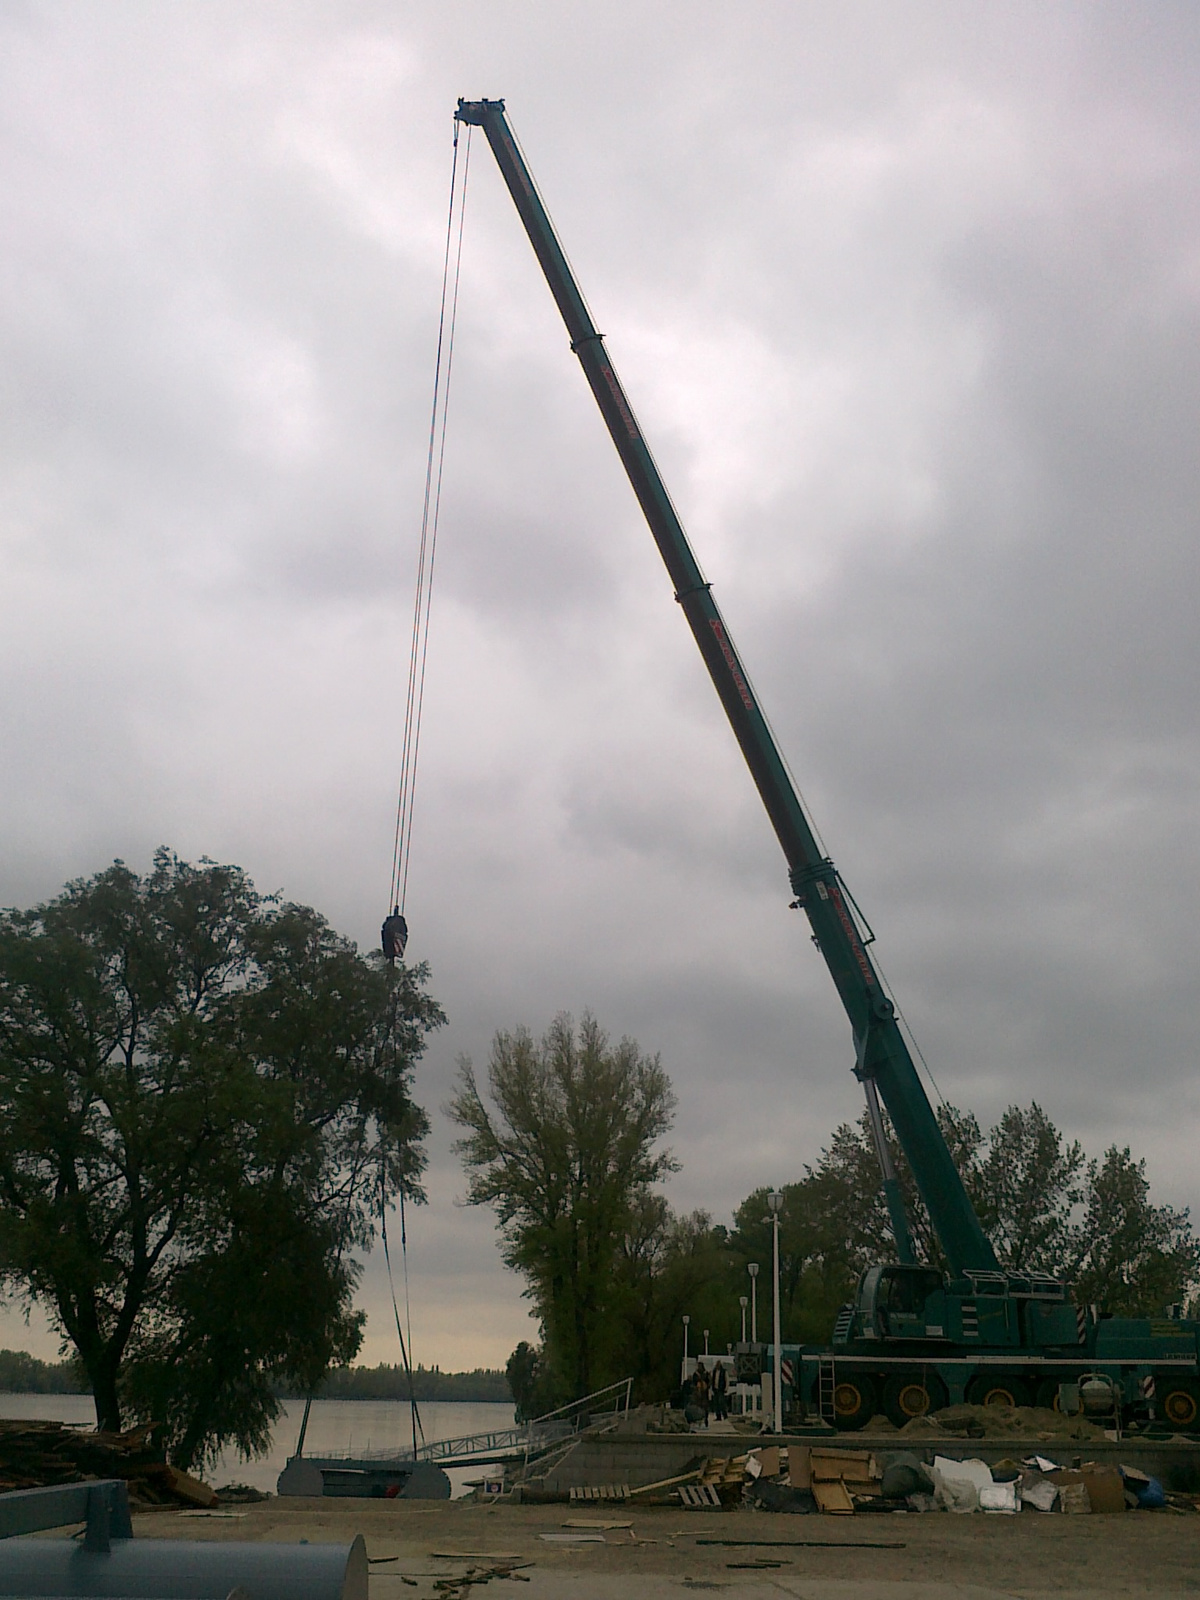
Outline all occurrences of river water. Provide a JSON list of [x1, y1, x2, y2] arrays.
[[0, 1393, 515, 1497]]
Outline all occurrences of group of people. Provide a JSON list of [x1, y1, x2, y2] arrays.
[[683, 1358, 729, 1426]]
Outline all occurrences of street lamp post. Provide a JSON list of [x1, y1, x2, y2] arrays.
[[767, 1191, 784, 1433], [739, 1296, 748, 1343], [747, 1263, 759, 1342], [681, 1314, 690, 1377], [703, 1329, 710, 1357]]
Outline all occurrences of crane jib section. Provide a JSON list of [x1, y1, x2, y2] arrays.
[[454, 97, 999, 1280]]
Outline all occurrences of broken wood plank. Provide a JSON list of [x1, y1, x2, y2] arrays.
[[812, 1479, 855, 1514], [627, 1467, 704, 1497], [696, 1538, 906, 1550]]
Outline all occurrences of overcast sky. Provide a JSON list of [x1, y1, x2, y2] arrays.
[[2, 2, 1198, 1371]]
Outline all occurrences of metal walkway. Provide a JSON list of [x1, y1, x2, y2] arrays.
[[279, 1378, 633, 1495]]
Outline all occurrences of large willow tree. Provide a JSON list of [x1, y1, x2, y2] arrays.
[[0, 850, 442, 1469]]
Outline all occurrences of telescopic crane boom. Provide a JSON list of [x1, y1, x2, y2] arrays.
[[455, 97, 998, 1280]]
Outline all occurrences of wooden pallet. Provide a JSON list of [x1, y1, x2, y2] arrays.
[[569, 1483, 630, 1502], [679, 1484, 722, 1509]]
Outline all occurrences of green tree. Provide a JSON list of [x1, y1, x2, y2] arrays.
[[613, 1199, 734, 1399], [728, 1101, 1197, 1339], [505, 1340, 556, 1422], [1067, 1145, 1200, 1315], [0, 851, 442, 1468], [448, 1013, 677, 1401], [973, 1103, 1084, 1274]]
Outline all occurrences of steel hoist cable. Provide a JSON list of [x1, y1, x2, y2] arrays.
[[382, 1192, 425, 1457], [375, 118, 473, 1465], [383, 119, 473, 963]]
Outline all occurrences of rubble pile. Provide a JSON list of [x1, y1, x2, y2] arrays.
[[629, 1441, 1187, 1517]]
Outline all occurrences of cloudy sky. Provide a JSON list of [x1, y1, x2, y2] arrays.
[[2, 2, 1198, 1370]]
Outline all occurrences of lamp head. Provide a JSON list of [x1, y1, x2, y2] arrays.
[[682, 1314, 690, 1326], [739, 1296, 748, 1309], [767, 1190, 784, 1214], [747, 1262, 759, 1279]]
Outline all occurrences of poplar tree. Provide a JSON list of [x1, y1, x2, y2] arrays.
[[448, 1013, 676, 1401]]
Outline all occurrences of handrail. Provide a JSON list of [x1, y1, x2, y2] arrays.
[[528, 1377, 633, 1428], [300, 1379, 634, 1470]]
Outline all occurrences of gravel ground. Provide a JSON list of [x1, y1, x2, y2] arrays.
[[125, 1494, 1200, 1600]]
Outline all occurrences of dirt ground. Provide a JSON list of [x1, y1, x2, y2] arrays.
[[126, 1494, 1200, 1600]]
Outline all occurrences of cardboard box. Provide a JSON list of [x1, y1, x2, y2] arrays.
[[1048, 1467, 1123, 1513], [1081, 1466, 1126, 1514]]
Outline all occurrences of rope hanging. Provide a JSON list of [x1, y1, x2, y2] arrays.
[[382, 118, 473, 963]]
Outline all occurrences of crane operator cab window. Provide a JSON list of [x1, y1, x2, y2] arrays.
[[868, 1265, 945, 1339]]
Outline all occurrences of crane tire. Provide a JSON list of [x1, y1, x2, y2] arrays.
[[965, 1374, 1032, 1410], [831, 1375, 876, 1432], [1159, 1379, 1200, 1430], [882, 1372, 947, 1429]]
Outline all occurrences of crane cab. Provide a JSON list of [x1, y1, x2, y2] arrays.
[[852, 1264, 947, 1342]]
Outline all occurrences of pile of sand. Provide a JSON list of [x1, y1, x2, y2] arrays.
[[901, 1404, 1107, 1441]]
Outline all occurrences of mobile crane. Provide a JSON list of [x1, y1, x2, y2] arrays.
[[454, 97, 1200, 1432]]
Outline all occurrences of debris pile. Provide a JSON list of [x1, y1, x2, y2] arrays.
[[626, 1445, 884, 1514], [213, 1482, 270, 1504], [907, 1453, 1183, 1515], [0, 1419, 218, 1508], [610, 1440, 1190, 1517], [433, 1561, 530, 1598]]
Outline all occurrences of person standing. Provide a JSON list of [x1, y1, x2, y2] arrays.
[[711, 1359, 728, 1421], [693, 1361, 711, 1427]]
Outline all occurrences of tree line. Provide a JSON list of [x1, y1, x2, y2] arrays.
[[0, 1350, 511, 1405], [300, 1364, 510, 1403], [0, 1349, 85, 1393], [450, 1013, 1200, 1417]]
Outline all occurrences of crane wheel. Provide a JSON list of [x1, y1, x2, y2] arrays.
[[831, 1375, 877, 1432], [966, 1375, 1032, 1410], [1159, 1380, 1200, 1430], [882, 1372, 947, 1429]]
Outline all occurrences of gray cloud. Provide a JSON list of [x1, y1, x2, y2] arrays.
[[1, 1, 1198, 1365]]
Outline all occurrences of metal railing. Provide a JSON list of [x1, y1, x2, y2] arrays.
[[306, 1377, 633, 1469]]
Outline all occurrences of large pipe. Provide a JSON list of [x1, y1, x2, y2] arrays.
[[0, 1536, 367, 1600]]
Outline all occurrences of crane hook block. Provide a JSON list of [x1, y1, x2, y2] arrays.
[[381, 910, 409, 963]]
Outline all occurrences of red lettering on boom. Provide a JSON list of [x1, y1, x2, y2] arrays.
[[708, 619, 756, 712], [602, 369, 639, 440], [828, 883, 877, 987]]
